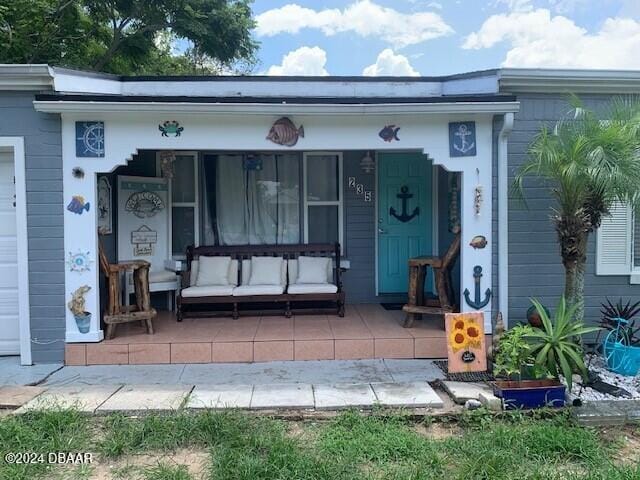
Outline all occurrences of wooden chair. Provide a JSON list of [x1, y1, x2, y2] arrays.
[[402, 233, 461, 328], [99, 242, 157, 339]]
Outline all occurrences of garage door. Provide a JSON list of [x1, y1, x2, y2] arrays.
[[0, 150, 19, 355]]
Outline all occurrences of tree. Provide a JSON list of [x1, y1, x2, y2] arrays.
[[514, 97, 640, 323], [0, 0, 257, 75]]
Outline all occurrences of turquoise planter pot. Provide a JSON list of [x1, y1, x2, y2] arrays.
[[74, 312, 91, 334]]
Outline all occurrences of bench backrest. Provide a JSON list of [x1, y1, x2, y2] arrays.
[[185, 243, 342, 286]]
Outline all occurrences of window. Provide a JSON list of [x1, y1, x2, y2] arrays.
[[164, 153, 199, 257], [303, 153, 344, 249], [596, 202, 634, 276]]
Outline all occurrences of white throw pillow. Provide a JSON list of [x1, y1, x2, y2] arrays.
[[297, 256, 331, 284], [249, 256, 284, 286], [196, 256, 231, 286]]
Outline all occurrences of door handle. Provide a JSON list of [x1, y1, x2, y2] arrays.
[[378, 227, 387, 234]]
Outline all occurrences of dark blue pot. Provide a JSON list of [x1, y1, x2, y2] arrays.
[[493, 380, 566, 410]]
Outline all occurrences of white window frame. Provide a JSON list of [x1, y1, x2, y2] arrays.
[[302, 152, 344, 250], [156, 151, 200, 259]]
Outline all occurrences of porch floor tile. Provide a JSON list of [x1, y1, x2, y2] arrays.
[[70, 304, 446, 365]]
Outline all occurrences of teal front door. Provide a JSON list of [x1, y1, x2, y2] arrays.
[[378, 153, 432, 293]]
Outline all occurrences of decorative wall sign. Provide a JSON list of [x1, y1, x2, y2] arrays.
[[125, 190, 165, 219], [445, 312, 487, 373], [72, 167, 85, 179], [131, 225, 158, 256], [469, 235, 487, 249], [68, 285, 91, 334], [390, 186, 419, 223], [97, 177, 112, 234], [463, 265, 492, 310], [266, 117, 304, 146], [67, 195, 90, 215], [75, 121, 104, 157], [379, 125, 400, 142], [67, 250, 93, 273], [449, 121, 476, 157], [158, 120, 184, 137]]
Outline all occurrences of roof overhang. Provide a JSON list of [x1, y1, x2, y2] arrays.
[[0, 65, 53, 91], [499, 68, 640, 94], [33, 94, 519, 115]]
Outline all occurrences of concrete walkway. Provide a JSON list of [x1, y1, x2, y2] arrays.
[[0, 356, 62, 386], [2, 359, 453, 413]]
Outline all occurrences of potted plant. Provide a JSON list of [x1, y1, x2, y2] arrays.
[[599, 298, 640, 375], [493, 296, 600, 409], [68, 285, 92, 334]]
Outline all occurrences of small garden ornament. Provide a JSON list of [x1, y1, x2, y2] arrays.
[[68, 285, 91, 334]]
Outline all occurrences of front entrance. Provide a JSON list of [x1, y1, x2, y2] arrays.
[[377, 152, 432, 293], [0, 149, 19, 354]]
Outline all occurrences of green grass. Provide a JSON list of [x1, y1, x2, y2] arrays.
[[0, 408, 638, 480]]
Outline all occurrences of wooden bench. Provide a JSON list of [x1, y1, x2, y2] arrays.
[[177, 243, 345, 321]]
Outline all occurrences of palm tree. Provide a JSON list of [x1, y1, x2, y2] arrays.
[[513, 96, 640, 323]]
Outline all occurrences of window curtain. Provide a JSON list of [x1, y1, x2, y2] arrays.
[[204, 154, 300, 245]]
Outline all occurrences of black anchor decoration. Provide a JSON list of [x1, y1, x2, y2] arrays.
[[389, 186, 419, 223], [463, 265, 492, 310]]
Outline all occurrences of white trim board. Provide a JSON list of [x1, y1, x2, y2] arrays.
[[0, 137, 31, 365]]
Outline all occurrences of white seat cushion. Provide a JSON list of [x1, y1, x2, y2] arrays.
[[288, 258, 333, 284], [242, 258, 287, 285], [190, 259, 238, 286], [196, 256, 232, 286], [128, 269, 178, 285], [232, 285, 284, 296], [248, 256, 284, 285], [181, 285, 234, 297], [287, 283, 338, 294], [296, 256, 332, 284]]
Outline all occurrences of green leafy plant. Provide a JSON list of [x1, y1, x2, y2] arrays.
[[525, 296, 601, 391], [493, 324, 535, 379]]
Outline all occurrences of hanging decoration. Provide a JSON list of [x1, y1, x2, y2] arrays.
[[125, 191, 165, 219], [158, 120, 184, 137], [449, 121, 476, 157], [97, 176, 112, 234], [72, 167, 85, 179], [445, 312, 487, 373], [67, 250, 93, 273], [474, 168, 483, 217], [68, 285, 91, 334], [159, 151, 176, 179], [67, 195, 90, 215], [448, 173, 460, 234], [75, 121, 104, 157], [464, 265, 492, 310], [266, 117, 304, 146], [131, 225, 158, 256], [390, 186, 419, 223], [360, 151, 375, 173], [378, 125, 400, 142], [469, 235, 488, 249]]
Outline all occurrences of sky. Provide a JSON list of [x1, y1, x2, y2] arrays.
[[248, 0, 640, 76]]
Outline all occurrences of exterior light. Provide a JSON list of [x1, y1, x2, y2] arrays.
[[360, 151, 375, 173]]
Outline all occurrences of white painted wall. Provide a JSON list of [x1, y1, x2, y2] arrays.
[[61, 109, 496, 340]]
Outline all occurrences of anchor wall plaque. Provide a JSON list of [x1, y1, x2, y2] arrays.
[[449, 121, 476, 157], [463, 265, 492, 309], [390, 185, 419, 223]]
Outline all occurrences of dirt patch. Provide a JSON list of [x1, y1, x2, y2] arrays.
[[413, 422, 461, 440], [87, 448, 210, 479], [601, 425, 640, 466]]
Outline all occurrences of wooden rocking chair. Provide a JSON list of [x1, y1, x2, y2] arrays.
[[402, 232, 461, 328], [99, 242, 157, 340]]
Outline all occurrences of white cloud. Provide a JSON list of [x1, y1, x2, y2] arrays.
[[266, 46, 329, 76], [493, 0, 588, 13], [463, 9, 640, 69], [255, 0, 453, 48], [363, 49, 420, 76]]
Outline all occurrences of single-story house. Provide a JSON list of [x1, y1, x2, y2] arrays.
[[0, 65, 638, 365]]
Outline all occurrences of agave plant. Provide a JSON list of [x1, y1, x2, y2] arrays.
[[525, 296, 601, 391]]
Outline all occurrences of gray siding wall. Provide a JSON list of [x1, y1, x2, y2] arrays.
[[0, 92, 64, 363], [507, 93, 639, 326]]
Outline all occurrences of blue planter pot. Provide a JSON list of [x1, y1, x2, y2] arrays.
[[74, 312, 91, 334], [493, 380, 566, 410], [602, 339, 640, 376]]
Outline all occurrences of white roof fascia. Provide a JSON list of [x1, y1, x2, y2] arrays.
[[442, 75, 499, 95], [499, 68, 640, 94], [32, 100, 520, 115], [52, 67, 122, 95], [0, 65, 53, 91]]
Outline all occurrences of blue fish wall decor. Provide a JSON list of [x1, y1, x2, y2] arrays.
[[379, 125, 400, 142], [67, 195, 90, 215]]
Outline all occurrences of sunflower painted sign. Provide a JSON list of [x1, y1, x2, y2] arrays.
[[445, 312, 487, 373]]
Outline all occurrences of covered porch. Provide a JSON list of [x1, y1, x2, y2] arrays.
[[65, 304, 449, 365]]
